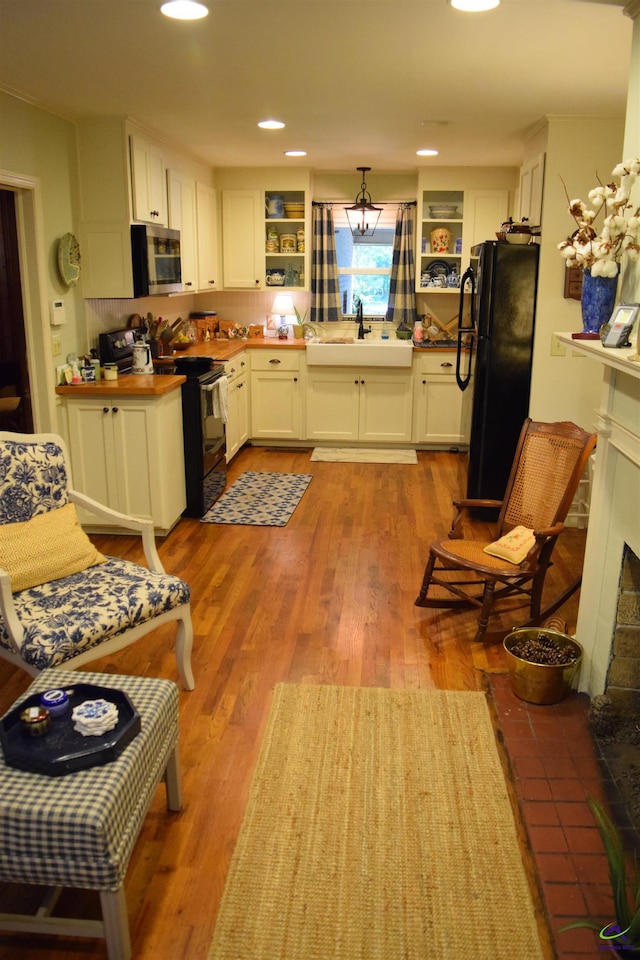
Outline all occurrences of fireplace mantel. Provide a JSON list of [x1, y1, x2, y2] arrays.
[[556, 334, 640, 382], [556, 333, 640, 696]]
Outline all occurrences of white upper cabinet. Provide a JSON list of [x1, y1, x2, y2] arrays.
[[221, 190, 263, 289], [519, 152, 546, 227], [196, 183, 220, 292], [130, 135, 168, 225], [168, 169, 197, 291]]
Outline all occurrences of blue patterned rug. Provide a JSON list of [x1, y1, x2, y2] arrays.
[[201, 472, 313, 526]]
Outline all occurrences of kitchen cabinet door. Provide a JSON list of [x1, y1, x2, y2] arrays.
[[196, 183, 220, 292], [412, 355, 470, 445], [464, 189, 508, 253], [225, 353, 250, 461], [250, 371, 302, 439], [358, 371, 413, 442], [64, 392, 186, 534], [306, 368, 412, 443], [130, 135, 168, 225], [168, 169, 197, 291], [250, 352, 303, 439], [221, 190, 263, 289], [306, 370, 360, 442], [519, 152, 545, 226]]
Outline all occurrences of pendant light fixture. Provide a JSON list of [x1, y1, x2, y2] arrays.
[[345, 167, 383, 238]]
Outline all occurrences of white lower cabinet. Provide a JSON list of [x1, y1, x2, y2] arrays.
[[306, 368, 413, 443], [250, 351, 304, 439], [412, 354, 470, 445], [64, 390, 186, 534], [224, 352, 250, 462]]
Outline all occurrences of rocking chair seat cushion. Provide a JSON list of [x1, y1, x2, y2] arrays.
[[0, 558, 190, 670], [433, 538, 533, 575]]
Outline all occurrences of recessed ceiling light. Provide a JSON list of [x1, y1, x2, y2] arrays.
[[449, 0, 499, 11], [258, 120, 285, 130], [284, 150, 307, 158], [160, 1, 209, 20], [417, 149, 439, 157]]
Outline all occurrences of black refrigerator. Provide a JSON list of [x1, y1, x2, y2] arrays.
[[456, 240, 540, 515]]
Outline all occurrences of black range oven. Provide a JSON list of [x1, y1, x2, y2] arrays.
[[175, 356, 227, 517]]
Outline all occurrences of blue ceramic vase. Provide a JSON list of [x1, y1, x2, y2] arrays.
[[580, 268, 619, 335]]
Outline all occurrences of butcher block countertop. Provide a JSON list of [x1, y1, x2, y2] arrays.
[[55, 373, 186, 397], [54, 338, 457, 397]]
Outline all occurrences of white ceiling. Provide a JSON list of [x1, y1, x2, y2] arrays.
[[0, 0, 633, 173]]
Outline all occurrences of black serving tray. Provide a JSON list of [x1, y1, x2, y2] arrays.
[[0, 684, 141, 777]]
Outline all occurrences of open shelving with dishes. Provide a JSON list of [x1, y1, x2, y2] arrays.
[[418, 191, 463, 294], [265, 190, 306, 290]]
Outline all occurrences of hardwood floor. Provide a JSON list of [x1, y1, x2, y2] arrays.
[[0, 445, 587, 959]]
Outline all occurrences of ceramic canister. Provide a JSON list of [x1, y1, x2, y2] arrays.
[[431, 227, 451, 253], [280, 234, 296, 252]]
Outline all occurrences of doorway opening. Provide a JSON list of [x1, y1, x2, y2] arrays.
[[0, 188, 34, 432]]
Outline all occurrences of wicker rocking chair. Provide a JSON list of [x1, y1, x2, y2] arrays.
[[415, 419, 597, 642]]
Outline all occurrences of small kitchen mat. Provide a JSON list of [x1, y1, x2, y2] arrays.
[[201, 472, 312, 526], [310, 448, 418, 464]]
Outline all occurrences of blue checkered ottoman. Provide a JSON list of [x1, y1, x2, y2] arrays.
[[0, 669, 182, 960]]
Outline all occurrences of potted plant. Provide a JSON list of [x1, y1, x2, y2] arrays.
[[561, 797, 640, 956], [292, 305, 308, 338], [557, 158, 640, 337]]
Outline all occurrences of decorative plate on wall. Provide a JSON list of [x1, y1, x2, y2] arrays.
[[57, 232, 81, 287]]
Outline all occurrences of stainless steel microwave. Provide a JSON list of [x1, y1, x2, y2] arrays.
[[131, 223, 183, 296]]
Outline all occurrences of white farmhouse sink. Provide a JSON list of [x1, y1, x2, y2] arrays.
[[306, 339, 414, 367]]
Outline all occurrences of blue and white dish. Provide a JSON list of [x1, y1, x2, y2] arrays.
[[72, 699, 119, 737]]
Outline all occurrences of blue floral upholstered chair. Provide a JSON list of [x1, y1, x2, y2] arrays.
[[0, 432, 195, 689]]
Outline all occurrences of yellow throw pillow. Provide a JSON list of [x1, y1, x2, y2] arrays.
[[483, 525, 536, 565], [0, 502, 106, 592]]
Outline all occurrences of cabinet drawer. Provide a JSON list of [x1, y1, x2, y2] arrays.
[[414, 353, 457, 375], [250, 351, 301, 372], [224, 353, 249, 382]]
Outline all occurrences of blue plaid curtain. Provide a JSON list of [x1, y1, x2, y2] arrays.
[[311, 203, 341, 323], [386, 204, 417, 329]]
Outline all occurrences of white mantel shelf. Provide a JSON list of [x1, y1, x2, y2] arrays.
[[556, 331, 640, 699], [557, 332, 640, 380]]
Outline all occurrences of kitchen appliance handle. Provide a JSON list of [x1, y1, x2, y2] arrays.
[[458, 265, 476, 331], [456, 329, 474, 392]]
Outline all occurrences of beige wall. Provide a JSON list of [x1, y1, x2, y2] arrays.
[[620, 10, 640, 305], [528, 117, 626, 428], [0, 90, 85, 386]]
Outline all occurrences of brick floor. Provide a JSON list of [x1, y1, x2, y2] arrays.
[[489, 674, 631, 960]]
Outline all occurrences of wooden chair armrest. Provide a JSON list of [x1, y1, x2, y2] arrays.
[[520, 523, 566, 566], [452, 498, 504, 510], [533, 522, 565, 540], [69, 490, 165, 574], [0, 567, 26, 652], [449, 498, 504, 539]]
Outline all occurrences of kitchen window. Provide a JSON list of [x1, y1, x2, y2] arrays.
[[335, 226, 394, 317]]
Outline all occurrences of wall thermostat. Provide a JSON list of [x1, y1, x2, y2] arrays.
[[49, 299, 66, 326], [600, 302, 639, 348]]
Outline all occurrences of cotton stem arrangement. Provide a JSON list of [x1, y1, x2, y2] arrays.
[[558, 159, 640, 277]]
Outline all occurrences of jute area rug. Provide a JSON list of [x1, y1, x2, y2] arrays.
[[208, 684, 544, 960], [310, 447, 418, 464]]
